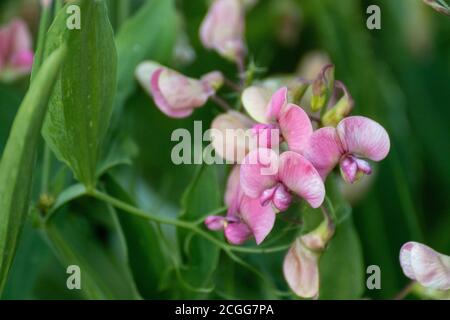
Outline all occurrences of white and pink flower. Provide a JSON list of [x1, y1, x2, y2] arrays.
[[302, 116, 390, 182], [205, 165, 276, 244], [200, 0, 245, 62], [400, 241, 450, 291], [136, 61, 223, 118]]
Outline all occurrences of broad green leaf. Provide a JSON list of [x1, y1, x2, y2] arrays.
[[42, 0, 117, 187], [178, 164, 222, 297], [44, 201, 141, 300], [114, 0, 177, 108], [103, 174, 173, 298], [0, 46, 67, 293]]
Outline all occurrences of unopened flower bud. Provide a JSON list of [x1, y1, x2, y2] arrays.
[[301, 217, 335, 252], [311, 64, 334, 112], [400, 241, 450, 290], [283, 237, 320, 298], [322, 81, 354, 127]]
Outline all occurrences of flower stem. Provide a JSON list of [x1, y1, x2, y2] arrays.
[[393, 281, 415, 300], [211, 95, 232, 112], [90, 189, 290, 254], [224, 77, 242, 92]]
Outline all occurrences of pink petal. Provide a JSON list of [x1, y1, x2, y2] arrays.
[[409, 242, 450, 290], [340, 156, 358, 183], [224, 165, 241, 207], [283, 238, 320, 298], [224, 222, 252, 245], [278, 103, 313, 154], [399, 242, 417, 281], [337, 116, 390, 161], [210, 111, 254, 163], [266, 87, 288, 122], [241, 86, 273, 123], [240, 148, 279, 198], [150, 68, 198, 118], [302, 127, 342, 180], [200, 70, 224, 93], [272, 184, 292, 212], [199, 0, 244, 61], [240, 195, 276, 244], [252, 123, 280, 149], [205, 215, 226, 231], [278, 151, 325, 208], [9, 19, 32, 56]]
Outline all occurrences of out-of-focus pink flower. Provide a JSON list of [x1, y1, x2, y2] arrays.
[[242, 86, 313, 153], [200, 0, 245, 62], [240, 148, 325, 212], [302, 116, 390, 183], [0, 18, 34, 82], [400, 241, 450, 291], [136, 61, 223, 118], [210, 111, 280, 163], [283, 237, 320, 299], [210, 111, 254, 163], [205, 166, 276, 245]]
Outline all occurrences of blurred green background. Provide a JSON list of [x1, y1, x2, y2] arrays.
[[0, 0, 449, 299]]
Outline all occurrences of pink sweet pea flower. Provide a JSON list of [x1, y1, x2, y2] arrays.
[[0, 19, 34, 82], [136, 61, 223, 118], [283, 237, 320, 299], [205, 165, 276, 245], [302, 116, 390, 183], [200, 0, 245, 62], [400, 241, 450, 290], [242, 86, 313, 154], [240, 148, 325, 212]]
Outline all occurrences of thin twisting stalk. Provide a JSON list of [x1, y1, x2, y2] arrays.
[[90, 189, 291, 255]]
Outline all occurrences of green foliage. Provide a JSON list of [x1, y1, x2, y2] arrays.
[[178, 164, 222, 297], [42, 0, 117, 187], [0, 46, 67, 294], [0, 0, 449, 300]]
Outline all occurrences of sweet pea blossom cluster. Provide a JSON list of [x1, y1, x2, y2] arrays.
[[135, 0, 391, 298]]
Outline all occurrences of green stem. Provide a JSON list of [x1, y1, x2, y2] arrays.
[[33, 4, 52, 77], [90, 189, 290, 255], [54, 0, 63, 16], [41, 144, 51, 194]]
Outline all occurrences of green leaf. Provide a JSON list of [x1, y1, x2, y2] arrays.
[[42, 0, 117, 187], [103, 174, 173, 298], [114, 0, 177, 107], [0, 46, 67, 293], [318, 177, 365, 299], [44, 201, 141, 300], [178, 164, 222, 297]]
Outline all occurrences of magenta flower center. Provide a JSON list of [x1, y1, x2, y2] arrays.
[[339, 154, 372, 183], [260, 183, 292, 212]]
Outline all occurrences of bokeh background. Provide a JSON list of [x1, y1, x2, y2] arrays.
[[0, 0, 449, 299]]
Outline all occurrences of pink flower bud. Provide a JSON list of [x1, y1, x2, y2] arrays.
[[283, 237, 320, 298], [200, 0, 246, 62], [135, 61, 223, 118], [0, 19, 34, 82], [400, 242, 450, 290]]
